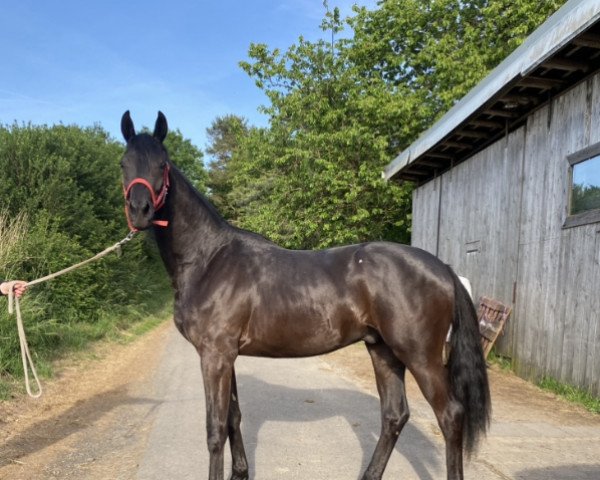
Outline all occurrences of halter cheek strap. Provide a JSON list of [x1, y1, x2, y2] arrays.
[[123, 164, 170, 232]]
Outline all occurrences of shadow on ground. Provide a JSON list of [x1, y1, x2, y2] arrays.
[[237, 374, 443, 480], [515, 464, 600, 480], [0, 387, 160, 468]]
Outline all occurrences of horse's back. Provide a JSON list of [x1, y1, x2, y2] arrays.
[[343, 241, 454, 299]]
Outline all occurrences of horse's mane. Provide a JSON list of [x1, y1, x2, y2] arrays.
[[167, 159, 229, 227]]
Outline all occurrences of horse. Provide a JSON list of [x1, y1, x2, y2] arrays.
[[120, 111, 490, 480]]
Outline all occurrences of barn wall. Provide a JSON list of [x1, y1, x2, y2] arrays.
[[516, 76, 600, 395], [411, 176, 440, 255], [411, 128, 525, 353], [411, 74, 600, 395]]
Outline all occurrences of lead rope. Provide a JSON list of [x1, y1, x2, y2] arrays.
[[6, 231, 137, 398], [9, 290, 42, 398]]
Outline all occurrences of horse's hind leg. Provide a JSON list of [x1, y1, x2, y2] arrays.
[[410, 363, 464, 480], [228, 368, 249, 480], [361, 341, 409, 480]]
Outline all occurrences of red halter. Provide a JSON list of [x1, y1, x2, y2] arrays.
[[123, 164, 170, 232]]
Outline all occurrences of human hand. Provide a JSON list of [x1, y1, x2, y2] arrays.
[[1, 280, 28, 298]]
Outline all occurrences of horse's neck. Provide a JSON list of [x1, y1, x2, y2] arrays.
[[155, 167, 232, 283]]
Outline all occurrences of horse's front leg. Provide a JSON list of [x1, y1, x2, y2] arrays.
[[228, 368, 249, 480], [200, 348, 236, 480]]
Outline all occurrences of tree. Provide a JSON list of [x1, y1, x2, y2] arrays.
[[237, 14, 412, 248], [218, 0, 566, 250], [572, 184, 600, 214], [348, 0, 566, 146], [0, 124, 124, 249], [231, 3, 430, 248], [0, 123, 174, 380], [205, 115, 249, 220], [163, 129, 207, 193]]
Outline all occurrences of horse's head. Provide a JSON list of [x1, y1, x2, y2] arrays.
[[120, 111, 170, 231]]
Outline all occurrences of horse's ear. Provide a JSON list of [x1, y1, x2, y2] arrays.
[[121, 110, 136, 142], [153, 111, 168, 142]]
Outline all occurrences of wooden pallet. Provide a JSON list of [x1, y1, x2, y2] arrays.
[[478, 296, 512, 359]]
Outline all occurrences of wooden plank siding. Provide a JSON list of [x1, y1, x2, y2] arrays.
[[412, 177, 441, 256], [410, 73, 600, 395], [412, 130, 524, 352]]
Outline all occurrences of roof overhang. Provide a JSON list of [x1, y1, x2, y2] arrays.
[[384, 0, 600, 184]]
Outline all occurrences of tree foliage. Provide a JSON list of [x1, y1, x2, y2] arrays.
[[207, 0, 565, 250], [348, 0, 566, 144], [163, 128, 207, 192], [0, 123, 207, 382], [231, 9, 412, 249], [572, 184, 600, 215], [205, 115, 250, 220]]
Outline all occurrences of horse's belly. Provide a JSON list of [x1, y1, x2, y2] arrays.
[[238, 314, 367, 358]]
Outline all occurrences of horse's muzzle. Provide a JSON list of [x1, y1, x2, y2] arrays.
[[126, 188, 156, 230]]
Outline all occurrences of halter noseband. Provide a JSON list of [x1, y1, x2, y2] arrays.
[[123, 164, 170, 232]]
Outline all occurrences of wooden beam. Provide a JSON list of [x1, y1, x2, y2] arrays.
[[484, 109, 520, 119], [541, 57, 589, 73], [425, 152, 454, 160], [469, 119, 504, 129], [456, 129, 491, 139], [402, 167, 430, 177], [441, 140, 472, 150], [499, 94, 533, 106], [417, 158, 446, 168], [398, 173, 423, 183], [572, 33, 600, 50], [517, 76, 567, 89]]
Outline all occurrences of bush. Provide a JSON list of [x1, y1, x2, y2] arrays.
[[0, 123, 177, 391]]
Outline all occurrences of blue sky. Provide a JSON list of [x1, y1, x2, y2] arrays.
[[573, 156, 600, 189], [1, 0, 375, 153]]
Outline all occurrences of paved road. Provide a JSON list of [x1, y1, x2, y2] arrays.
[[134, 324, 600, 480], [136, 325, 459, 480]]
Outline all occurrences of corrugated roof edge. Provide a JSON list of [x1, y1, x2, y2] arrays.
[[383, 0, 600, 181]]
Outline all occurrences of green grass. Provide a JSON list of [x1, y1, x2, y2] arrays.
[[0, 303, 172, 401], [0, 268, 174, 400], [487, 350, 599, 415], [487, 351, 513, 371], [0, 380, 11, 399], [537, 377, 600, 415]]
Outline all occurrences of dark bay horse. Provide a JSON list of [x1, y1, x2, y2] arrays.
[[120, 111, 490, 480]]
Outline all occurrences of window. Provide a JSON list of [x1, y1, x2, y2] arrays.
[[571, 155, 600, 214], [565, 143, 600, 228]]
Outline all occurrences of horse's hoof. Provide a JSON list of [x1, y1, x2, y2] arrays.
[[230, 472, 249, 480], [360, 472, 381, 480]]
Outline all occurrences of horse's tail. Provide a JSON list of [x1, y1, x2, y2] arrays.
[[448, 268, 491, 455]]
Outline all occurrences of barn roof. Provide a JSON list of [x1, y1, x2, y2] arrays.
[[384, 0, 600, 184]]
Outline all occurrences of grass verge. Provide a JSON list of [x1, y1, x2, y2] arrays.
[[487, 351, 512, 371], [0, 273, 173, 401], [488, 350, 600, 415], [537, 377, 600, 415]]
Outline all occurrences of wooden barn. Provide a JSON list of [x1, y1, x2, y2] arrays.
[[384, 0, 600, 396]]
